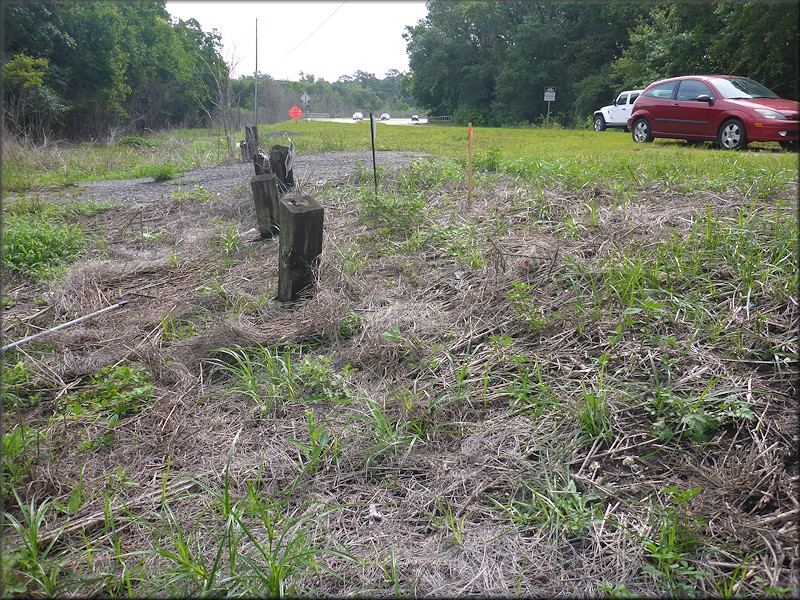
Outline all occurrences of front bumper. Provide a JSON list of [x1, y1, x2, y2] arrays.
[[747, 119, 800, 143]]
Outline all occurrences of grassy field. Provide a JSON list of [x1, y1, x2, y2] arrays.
[[1, 122, 798, 597]]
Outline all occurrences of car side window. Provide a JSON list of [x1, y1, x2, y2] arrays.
[[676, 80, 713, 101], [629, 93, 640, 104], [643, 82, 677, 100], [617, 93, 628, 105]]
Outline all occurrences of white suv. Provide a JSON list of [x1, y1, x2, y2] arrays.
[[593, 90, 642, 131]]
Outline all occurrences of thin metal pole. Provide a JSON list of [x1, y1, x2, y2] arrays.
[[1, 301, 129, 354], [370, 112, 377, 194], [254, 19, 258, 127], [467, 122, 473, 209]]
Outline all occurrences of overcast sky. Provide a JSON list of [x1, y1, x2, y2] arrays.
[[164, 1, 429, 82]]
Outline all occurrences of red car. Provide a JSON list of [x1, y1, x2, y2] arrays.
[[627, 75, 799, 150]]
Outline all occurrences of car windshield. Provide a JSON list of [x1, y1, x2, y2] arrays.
[[709, 78, 780, 100]]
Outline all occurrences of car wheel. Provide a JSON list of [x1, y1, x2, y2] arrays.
[[593, 115, 606, 131], [632, 118, 653, 143], [718, 119, 748, 150], [780, 141, 797, 152]]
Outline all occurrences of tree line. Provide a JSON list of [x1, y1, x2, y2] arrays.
[[231, 70, 416, 125], [4, 1, 798, 143], [1, 1, 417, 144], [404, 1, 799, 127], [3, 1, 229, 142]]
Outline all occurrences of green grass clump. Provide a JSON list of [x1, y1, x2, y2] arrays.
[[148, 163, 177, 182], [172, 185, 211, 204], [2, 213, 85, 279], [119, 135, 155, 149], [207, 345, 355, 416]]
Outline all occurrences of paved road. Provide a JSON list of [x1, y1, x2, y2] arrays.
[[307, 117, 428, 126]]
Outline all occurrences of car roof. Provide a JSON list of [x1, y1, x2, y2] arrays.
[[646, 75, 750, 86]]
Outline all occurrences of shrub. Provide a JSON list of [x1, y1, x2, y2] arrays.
[[150, 163, 177, 182], [119, 135, 154, 149]]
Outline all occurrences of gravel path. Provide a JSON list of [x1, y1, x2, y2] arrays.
[[70, 150, 429, 206]]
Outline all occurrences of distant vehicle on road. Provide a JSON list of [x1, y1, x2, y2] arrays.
[[353, 112, 363, 121], [628, 75, 799, 150], [593, 90, 642, 131], [411, 114, 419, 122], [380, 113, 391, 121]]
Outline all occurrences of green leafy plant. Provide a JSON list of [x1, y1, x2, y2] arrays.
[[574, 354, 613, 444], [213, 223, 242, 254], [2, 425, 43, 500], [2, 213, 85, 279], [641, 486, 709, 595], [119, 135, 155, 149], [493, 469, 600, 539], [337, 314, 363, 339], [646, 377, 755, 443], [357, 186, 427, 237], [502, 355, 561, 417], [160, 313, 198, 342], [150, 163, 177, 182], [3, 490, 69, 596], [1, 359, 43, 409], [355, 396, 418, 470], [172, 185, 211, 204], [288, 410, 339, 475], [507, 282, 550, 334], [433, 497, 466, 546], [64, 364, 154, 425], [208, 345, 320, 415]]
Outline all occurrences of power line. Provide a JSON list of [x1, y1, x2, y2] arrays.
[[279, 1, 346, 59]]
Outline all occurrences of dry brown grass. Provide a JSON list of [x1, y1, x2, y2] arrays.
[[1, 159, 797, 597]]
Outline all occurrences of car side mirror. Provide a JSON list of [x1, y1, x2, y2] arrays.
[[696, 94, 714, 103]]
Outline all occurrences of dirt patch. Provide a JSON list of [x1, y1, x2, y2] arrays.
[[2, 153, 797, 596]]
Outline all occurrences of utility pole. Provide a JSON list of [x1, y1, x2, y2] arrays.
[[254, 18, 258, 127]]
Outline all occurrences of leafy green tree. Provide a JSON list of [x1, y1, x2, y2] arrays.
[[405, 1, 526, 122], [116, 2, 194, 130], [613, 2, 798, 99], [405, 1, 797, 127], [2, 1, 230, 139], [406, 2, 650, 126], [710, 2, 799, 99], [55, 2, 132, 128], [2, 54, 67, 142], [2, 2, 71, 59]]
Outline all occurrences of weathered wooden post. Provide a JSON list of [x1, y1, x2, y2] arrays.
[[250, 173, 280, 238], [245, 126, 259, 161], [253, 148, 270, 176], [278, 195, 324, 301], [269, 144, 294, 193]]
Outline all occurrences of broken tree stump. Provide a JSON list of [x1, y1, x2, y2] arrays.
[[250, 173, 280, 238], [269, 144, 294, 193], [278, 195, 324, 302]]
